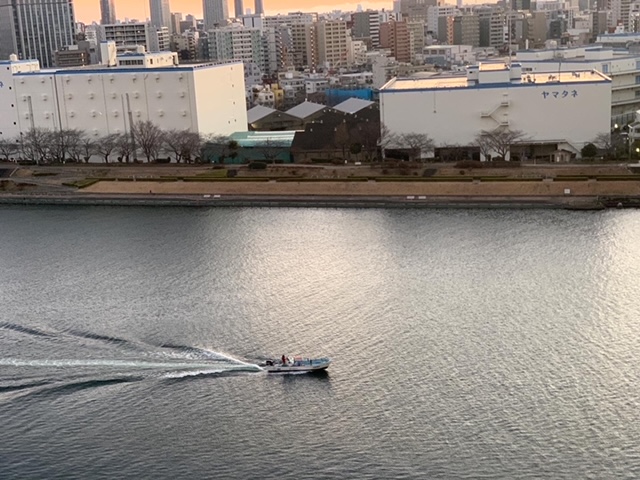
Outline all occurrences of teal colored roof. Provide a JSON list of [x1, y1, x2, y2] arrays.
[[229, 131, 296, 147]]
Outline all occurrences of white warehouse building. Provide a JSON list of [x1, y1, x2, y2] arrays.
[[379, 63, 612, 160], [516, 46, 640, 127], [0, 50, 247, 142]]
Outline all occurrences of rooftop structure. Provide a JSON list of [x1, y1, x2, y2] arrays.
[[383, 64, 605, 91], [247, 105, 276, 123], [333, 98, 375, 114], [286, 101, 326, 119]]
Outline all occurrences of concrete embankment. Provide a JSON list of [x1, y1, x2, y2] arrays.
[[0, 193, 614, 209]]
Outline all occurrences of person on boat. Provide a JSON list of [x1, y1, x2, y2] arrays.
[[281, 354, 286, 365]]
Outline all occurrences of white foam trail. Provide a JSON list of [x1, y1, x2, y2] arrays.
[[0, 358, 221, 370], [163, 369, 226, 378], [201, 349, 264, 371]]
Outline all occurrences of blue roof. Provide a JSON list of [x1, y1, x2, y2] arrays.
[[229, 131, 296, 147]]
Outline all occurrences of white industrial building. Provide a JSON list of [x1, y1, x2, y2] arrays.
[[517, 45, 640, 126], [379, 62, 612, 159], [0, 49, 247, 142]]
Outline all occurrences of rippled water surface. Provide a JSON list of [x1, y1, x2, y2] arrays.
[[1, 206, 640, 479]]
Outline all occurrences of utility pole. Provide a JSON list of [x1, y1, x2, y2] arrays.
[[126, 93, 136, 162]]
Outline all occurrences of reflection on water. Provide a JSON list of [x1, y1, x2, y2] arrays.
[[1, 207, 640, 479]]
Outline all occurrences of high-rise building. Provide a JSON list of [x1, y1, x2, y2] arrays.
[[400, 0, 437, 22], [101, 22, 159, 52], [234, 0, 244, 18], [203, 0, 229, 30], [452, 14, 480, 47], [99, 22, 158, 51], [171, 12, 182, 34], [101, 0, 117, 24], [150, 0, 171, 32], [316, 20, 350, 69], [476, 6, 505, 48], [380, 21, 411, 63], [255, 0, 264, 15], [0, 0, 76, 68], [208, 24, 265, 70], [352, 11, 381, 48]]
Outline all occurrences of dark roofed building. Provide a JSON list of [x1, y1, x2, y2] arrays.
[[286, 101, 329, 126], [247, 105, 304, 131]]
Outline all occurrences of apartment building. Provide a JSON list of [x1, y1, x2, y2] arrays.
[[317, 21, 351, 69]]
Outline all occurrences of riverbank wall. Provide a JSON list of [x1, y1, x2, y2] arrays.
[[0, 193, 624, 209]]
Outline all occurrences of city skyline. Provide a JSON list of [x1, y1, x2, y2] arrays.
[[74, 0, 391, 22]]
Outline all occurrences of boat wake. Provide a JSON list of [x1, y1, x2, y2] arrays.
[[0, 322, 265, 402], [0, 358, 232, 370]]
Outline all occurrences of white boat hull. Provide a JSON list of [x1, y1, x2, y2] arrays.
[[262, 357, 331, 374]]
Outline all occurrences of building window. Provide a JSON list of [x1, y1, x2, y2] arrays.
[[636, 90, 640, 98], [602, 64, 609, 74], [636, 75, 640, 84]]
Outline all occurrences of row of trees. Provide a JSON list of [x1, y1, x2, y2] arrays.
[[380, 128, 528, 162], [0, 121, 214, 164], [0, 121, 616, 165]]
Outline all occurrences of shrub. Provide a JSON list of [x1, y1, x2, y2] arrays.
[[489, 160, 521, 168], [248, 161, 267, 170], [581, 143, 598, 158], [455, 160, 483, 169], [196, 169, 228, 178]]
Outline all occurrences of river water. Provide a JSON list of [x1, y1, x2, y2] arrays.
[[1, 206, 640, 479]]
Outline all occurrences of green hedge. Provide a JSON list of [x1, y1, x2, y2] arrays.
[[195, 170, 229, 178], [553, 176, 590, 181], [590, 175, 640, 181], [475, 177, 542, 182], [274, 177, 370, 182], [376, 177, 474, 182], [65, 179, 101, 188], [181, 177, 270, 182]]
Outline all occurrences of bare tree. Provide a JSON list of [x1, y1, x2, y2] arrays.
[[255, 138, 288, 164], [65, 130, 84, 163], [78, 134, 97, 163], [378, 124, 399, 161], [593, 132, 624, 160], [475, 128, 527, 161], [398, 133, 434, 162], [115, 133, 134, 163], [475, 134, 494, 161], [182, 132, 202, 163], [334, 123, 351, 160], [133, 120, 163, 162], [0, 138, 18, 162], [164, 129, 201, 163], [164, 129, 186, 163], [96, 134, 120, 163], [352, 122, 382, 162], [202, 135, 231, 163], [46, 129, 83, 163], [22, 128, 51, 164]]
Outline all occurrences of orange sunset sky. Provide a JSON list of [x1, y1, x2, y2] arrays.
[[74, 0, 393, 23]]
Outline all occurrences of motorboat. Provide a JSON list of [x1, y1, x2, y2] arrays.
[[261, 355, 331, 373]]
